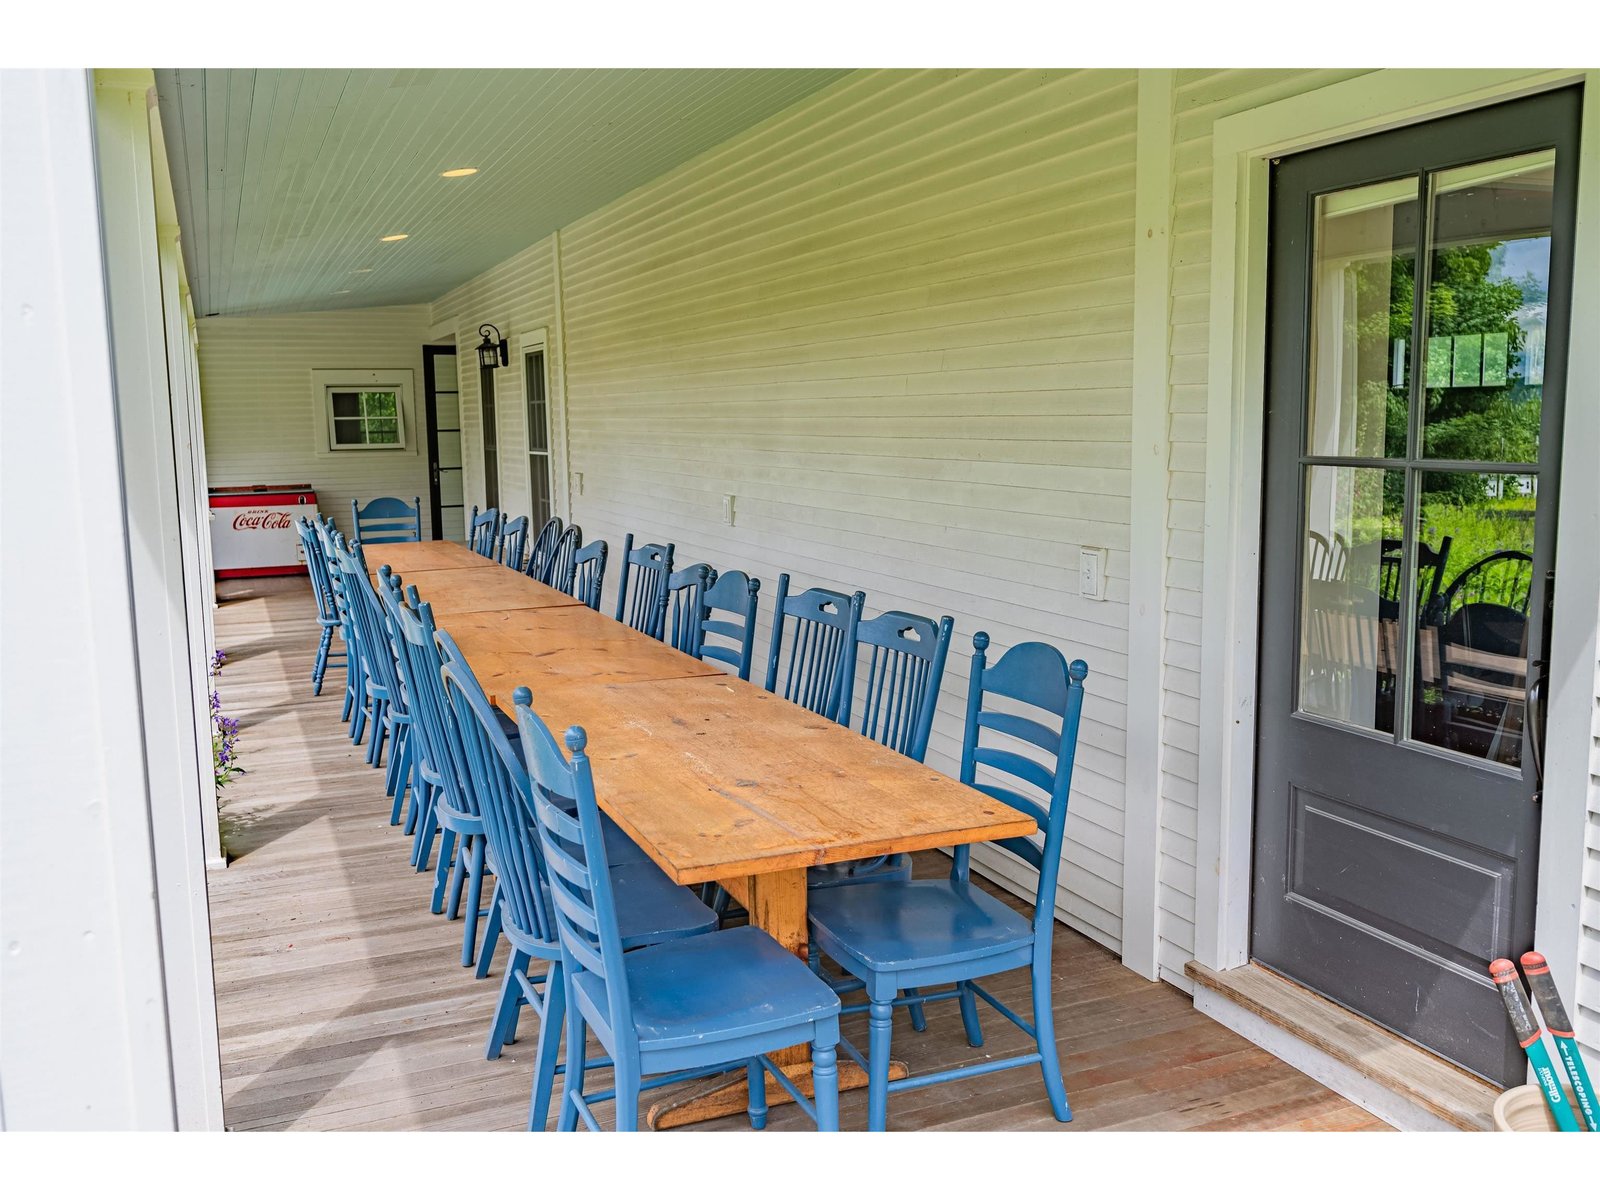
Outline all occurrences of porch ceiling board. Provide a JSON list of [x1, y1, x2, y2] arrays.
[[154, 68, 852, 317]]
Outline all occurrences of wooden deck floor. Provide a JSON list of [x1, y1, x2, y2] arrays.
[[206, 578, 1388, 1132]]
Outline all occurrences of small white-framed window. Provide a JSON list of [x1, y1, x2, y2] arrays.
[[524, 346, 552, 525], [326, 386, 405, 450]]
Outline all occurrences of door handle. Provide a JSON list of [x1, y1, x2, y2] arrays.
[[1528, 672, 1545, 803]]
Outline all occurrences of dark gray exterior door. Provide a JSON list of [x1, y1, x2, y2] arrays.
[[1253, 88, 1582, 1086]]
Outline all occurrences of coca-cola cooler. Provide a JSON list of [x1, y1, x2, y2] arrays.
[[209, 485, 319, 578]]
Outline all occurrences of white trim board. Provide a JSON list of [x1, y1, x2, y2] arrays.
[[1191, 65, 1599, 1034]]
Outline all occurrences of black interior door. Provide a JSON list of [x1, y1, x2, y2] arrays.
[[1252, 88, 1582, 1086], [423, 346, 464, 542]]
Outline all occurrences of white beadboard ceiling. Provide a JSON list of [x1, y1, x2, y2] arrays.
[[154, 69, 850, 316]]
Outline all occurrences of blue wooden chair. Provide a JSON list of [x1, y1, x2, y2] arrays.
[[568, 539, 606, 611], [333, 541, 412, 794], [807, 632, 1089, 1130], [525, 517, 565, 583], [296, 516, 347, 697], [350, 495, 421, 544], [314, 519, 365, 736], [498, 515, 529, 571], [763, 574, 863, 718], [667, 563, 714, 656], [325, 529, 379, 748], [518, 699, 843, 1132], [544, 524, 582, 593], [468, 505, 502, 558], [368, 565, 422, 818], [377, 573, 440, 844], [439, 675, 718, 1130], [613, 535, 674, 640], [695, 569, 761, 681]]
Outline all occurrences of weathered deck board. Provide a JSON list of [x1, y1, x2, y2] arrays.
[[206, 577, 1389, 1132]]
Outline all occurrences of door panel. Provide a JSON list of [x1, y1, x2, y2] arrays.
[[424, 346, 464, 542], [1253, 87, 1581, 1086]]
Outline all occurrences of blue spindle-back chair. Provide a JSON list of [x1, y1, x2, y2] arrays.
[[808, 632, 1089, 1130], [695, 570, 762, 681], [518, 701, 843, 1132], [568, 539, 607, 611], [350, 495, 422, 544], [497, 515, 529, 572], [332, 539, 410, 788], [544, 523, 582, 593], [613, 535, 674, 640], [368, 565, 420, 817], [763, 575, 863, 718], [316, 519, 366, 738], [296, 516, 347, 697], [667, 563, 714, 657], [525, 517, 565, 583], [440, 673, 716, 1128], [468, 505, 502, 558]]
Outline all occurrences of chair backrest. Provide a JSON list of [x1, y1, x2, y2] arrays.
[[525, 517, 565, 583], [667, 563, 714, 656], [837, 609, 954, 762], [297, 516, 338, 623], [1306, 530, 1349, 582], [763, 574, 864, 718], [315, 520, 360, 648], [469, 505, 502, 558], [570, 539, 607, 611], [1437, 549, 1535, 620], [498, 515, 529, 571], [333, 537, 404, 709], [954, 632, 1088, 933], [1378, 536, 1453, 612], [696, 569, 761, 681], [351, 496, 422, 545], [441, 648, 558, 952], [517, 700, 632, 1047], [545, 523, 584, 593], [613, 535, 674, 640]]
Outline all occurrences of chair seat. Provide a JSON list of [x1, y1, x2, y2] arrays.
[[574, 926, 840, 1052], [808, 854, 912, 890], [808, 879, 1033, 973], [607, 860, 720, 949]]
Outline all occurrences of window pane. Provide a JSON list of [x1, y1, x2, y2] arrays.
[[530, 453, 552, 526], [525, 352, 549, 453], [330, 391, 360, 418], [437, 430, 462, 469], [1412, 471, 1536, 767], [1420, 151, 1554, 464], [361, 390, 398, 418], [434, 391, 460, 429], [1306, 178, 1417, 460], [332, 417, 366, 445], [366, 419, 399, 445], [439, 468, 464, 507], [434, 354, 458, 391]]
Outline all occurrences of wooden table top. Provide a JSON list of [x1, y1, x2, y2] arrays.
[[378, 565, 585, 619], [483, 671, 1036, 886], [361, 539, 492, 576]]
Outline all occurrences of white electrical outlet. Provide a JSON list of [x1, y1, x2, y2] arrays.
[[1079, 547, 1107, 601], [721, 494, 736, 526]]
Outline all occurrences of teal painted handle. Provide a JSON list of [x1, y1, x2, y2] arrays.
[[1528, 1041, 1582, 1132], [1550, 1035, 1598, 1132]]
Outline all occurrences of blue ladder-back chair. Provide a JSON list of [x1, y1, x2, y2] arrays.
[[296, 516, 347, 697], [351, 495, 422, 544], [372, 567, 426, 827], [334, 540, 412, 791], [498, 515, 530, 572], [613, 535, 674, 639], [525, 517, 565, 584], [518, 700, 844, 1132], [377, 572, 439, 841], [316, 520, 366, 738], [440, 677, 717, 1129], [468, 505, 502, 558], [763, 575, 864, 718], [695, 569, 761, 681], [384, 582, 463, 873], [667, 563, 714, 656], [811, 608, 955, 888], [808, 632, 1088, 1131], [544, 524, 583, 595]]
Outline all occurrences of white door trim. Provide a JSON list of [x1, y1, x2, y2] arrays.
[[513, 325, 568, 524], [1192, 68, 1599, 1026]]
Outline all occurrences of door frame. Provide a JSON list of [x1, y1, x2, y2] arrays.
[[1194, 69, 1600, 1021], [512, 325, 570, 526], [422, 342, 460, 540]]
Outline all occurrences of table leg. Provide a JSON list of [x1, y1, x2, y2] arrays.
[[645, 868, 907, 1130]]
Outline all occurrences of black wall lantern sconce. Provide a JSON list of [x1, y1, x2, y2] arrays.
[[476, 323, 509, 370]]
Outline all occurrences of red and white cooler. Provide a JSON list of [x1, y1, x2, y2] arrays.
[[209, 485, 319, 579]]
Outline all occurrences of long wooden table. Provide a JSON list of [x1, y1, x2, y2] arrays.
[[387, 541, 1035, 1128]]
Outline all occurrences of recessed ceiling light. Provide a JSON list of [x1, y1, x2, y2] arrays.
[[440, 167, 479, 178], [332, 289, 352, 295], [379, 233, 409, 242], [351, 267, 374, 273]]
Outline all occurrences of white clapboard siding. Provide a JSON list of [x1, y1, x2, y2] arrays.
[[1582, 614, 1600, 1063], [197, 306, 434, 535], [429, 67, 1140, 951], [1154, 69, 1374, 990]]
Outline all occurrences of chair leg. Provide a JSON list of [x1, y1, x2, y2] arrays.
[[431, 828, 457, 913], [485, 949, 528, 1060], [811, 1040, 840, 1132], [367, 699, 387, 766], [476, 880, 502, 979], [614, 1069, 640, 1133], [958, 980, 985, 1048], [867, 996, 894, 1132], [460, 836, 486, 968], [413, 790, 440, 872], [527, 960, 565, 1132], [349, 690, 367, 744], [1032, 960, 1072, 1123], [746, 1058, 768, 1130], [384, 721, 408, 800], [558, 1004, 586, 1132], [905, 987, 928, 1033], [313, 626, 332, 695]]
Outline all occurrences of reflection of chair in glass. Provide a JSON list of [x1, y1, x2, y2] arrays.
[[1307, 531, 1348, 581], [1377, 536, 1453, 619], [1431, 550, 1533, 765]]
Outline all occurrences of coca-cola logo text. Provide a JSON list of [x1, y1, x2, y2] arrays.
[[232, 510, 294, 531]]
